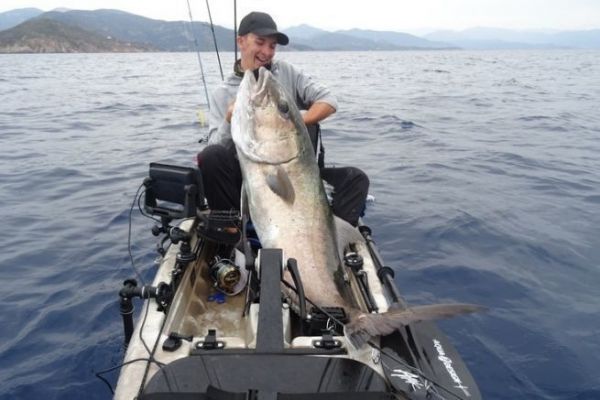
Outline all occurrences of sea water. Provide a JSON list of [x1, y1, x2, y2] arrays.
[[0, 50, 599, 399]]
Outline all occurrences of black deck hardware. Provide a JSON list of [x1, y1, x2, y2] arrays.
[[163, 332, 193, 352], [306, 307, 347, 336], [344, 252, 378, 313], [196, 329, 225, 350], [119, 280, 172, 348], [312, 332, 342, 350]]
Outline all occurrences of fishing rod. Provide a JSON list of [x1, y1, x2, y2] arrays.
[[205, 0, 224, 80], [185, 0, 211, 111], [234, 0, 238, 61]]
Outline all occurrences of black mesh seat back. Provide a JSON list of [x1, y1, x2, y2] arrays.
[[141, 354, 389, 397]]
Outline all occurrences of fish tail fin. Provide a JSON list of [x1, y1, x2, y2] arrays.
[[344, 303, 485, 349]]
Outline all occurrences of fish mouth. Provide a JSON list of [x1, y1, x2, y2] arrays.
[[251, 67, 270, 104], [246, 67, 281, 110], [236, 67, 300, 165]]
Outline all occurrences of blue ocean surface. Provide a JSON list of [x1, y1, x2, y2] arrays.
[[1, 50, 599, 399]]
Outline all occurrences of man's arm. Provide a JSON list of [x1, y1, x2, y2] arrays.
[[303, 102, 336, 126], [285, 61, 338, 123], [207, 87, 234, 146]]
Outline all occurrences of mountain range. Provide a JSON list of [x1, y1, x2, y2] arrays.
[[0, 7, 43, 30], [0, 17, 155, 53], [424, 27, 600, 49], [1, 8, 599, 53]]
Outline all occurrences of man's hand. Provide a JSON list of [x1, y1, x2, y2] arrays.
[[226, 101, 235, 123], [303, 102, 336, 126]]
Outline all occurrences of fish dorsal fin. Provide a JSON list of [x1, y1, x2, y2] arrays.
[[266, 166, 295, 204]]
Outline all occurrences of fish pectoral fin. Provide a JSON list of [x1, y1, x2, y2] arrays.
[[266, 166, 295, 204], [344, 304, 485, 349]]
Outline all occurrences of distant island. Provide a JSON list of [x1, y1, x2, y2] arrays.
[[0, 17, 155, 53], [1, 8, 599, 53]]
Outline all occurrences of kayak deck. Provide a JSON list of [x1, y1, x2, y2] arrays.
[[113, 163, 482, 400]]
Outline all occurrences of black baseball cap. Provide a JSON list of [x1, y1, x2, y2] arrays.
[[238, 12, 289, 45]]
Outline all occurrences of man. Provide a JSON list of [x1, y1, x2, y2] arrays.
[[198, 11, 368, 226]]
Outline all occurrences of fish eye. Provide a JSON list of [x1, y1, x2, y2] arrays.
[[277, 100, 289, 115]]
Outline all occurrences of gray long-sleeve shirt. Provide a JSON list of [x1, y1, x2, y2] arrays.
[[207, 59, 338, 149]]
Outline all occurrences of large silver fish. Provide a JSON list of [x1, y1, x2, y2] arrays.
[[231, 67, 481, 347]]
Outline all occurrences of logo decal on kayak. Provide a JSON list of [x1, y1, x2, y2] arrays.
[[433, 339, 471, 397], [390, 369, 426, 391]]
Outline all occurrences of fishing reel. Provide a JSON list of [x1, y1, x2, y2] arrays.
[[209, 255, 242, 294]]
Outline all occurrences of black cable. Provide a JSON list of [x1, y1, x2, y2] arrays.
[[138, 289, 154, 357], [136, 285, 171, 398], [133, 219, 203, 397], [110, 179, 197, 396], [94, 357, 167, 395], [128, 182, 147, 286], [136, 188, 162, 223], [125, 184, 172, 396]]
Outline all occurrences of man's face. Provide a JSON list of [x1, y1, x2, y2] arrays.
[[238, 33, 278, 71]]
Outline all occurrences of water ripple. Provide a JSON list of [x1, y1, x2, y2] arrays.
[[1, 50, 599, 400]]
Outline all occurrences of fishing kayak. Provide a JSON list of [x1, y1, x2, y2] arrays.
[[112, 162, 481, 400]]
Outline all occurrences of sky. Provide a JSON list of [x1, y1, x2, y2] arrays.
[[2, 0, 600, 33]]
